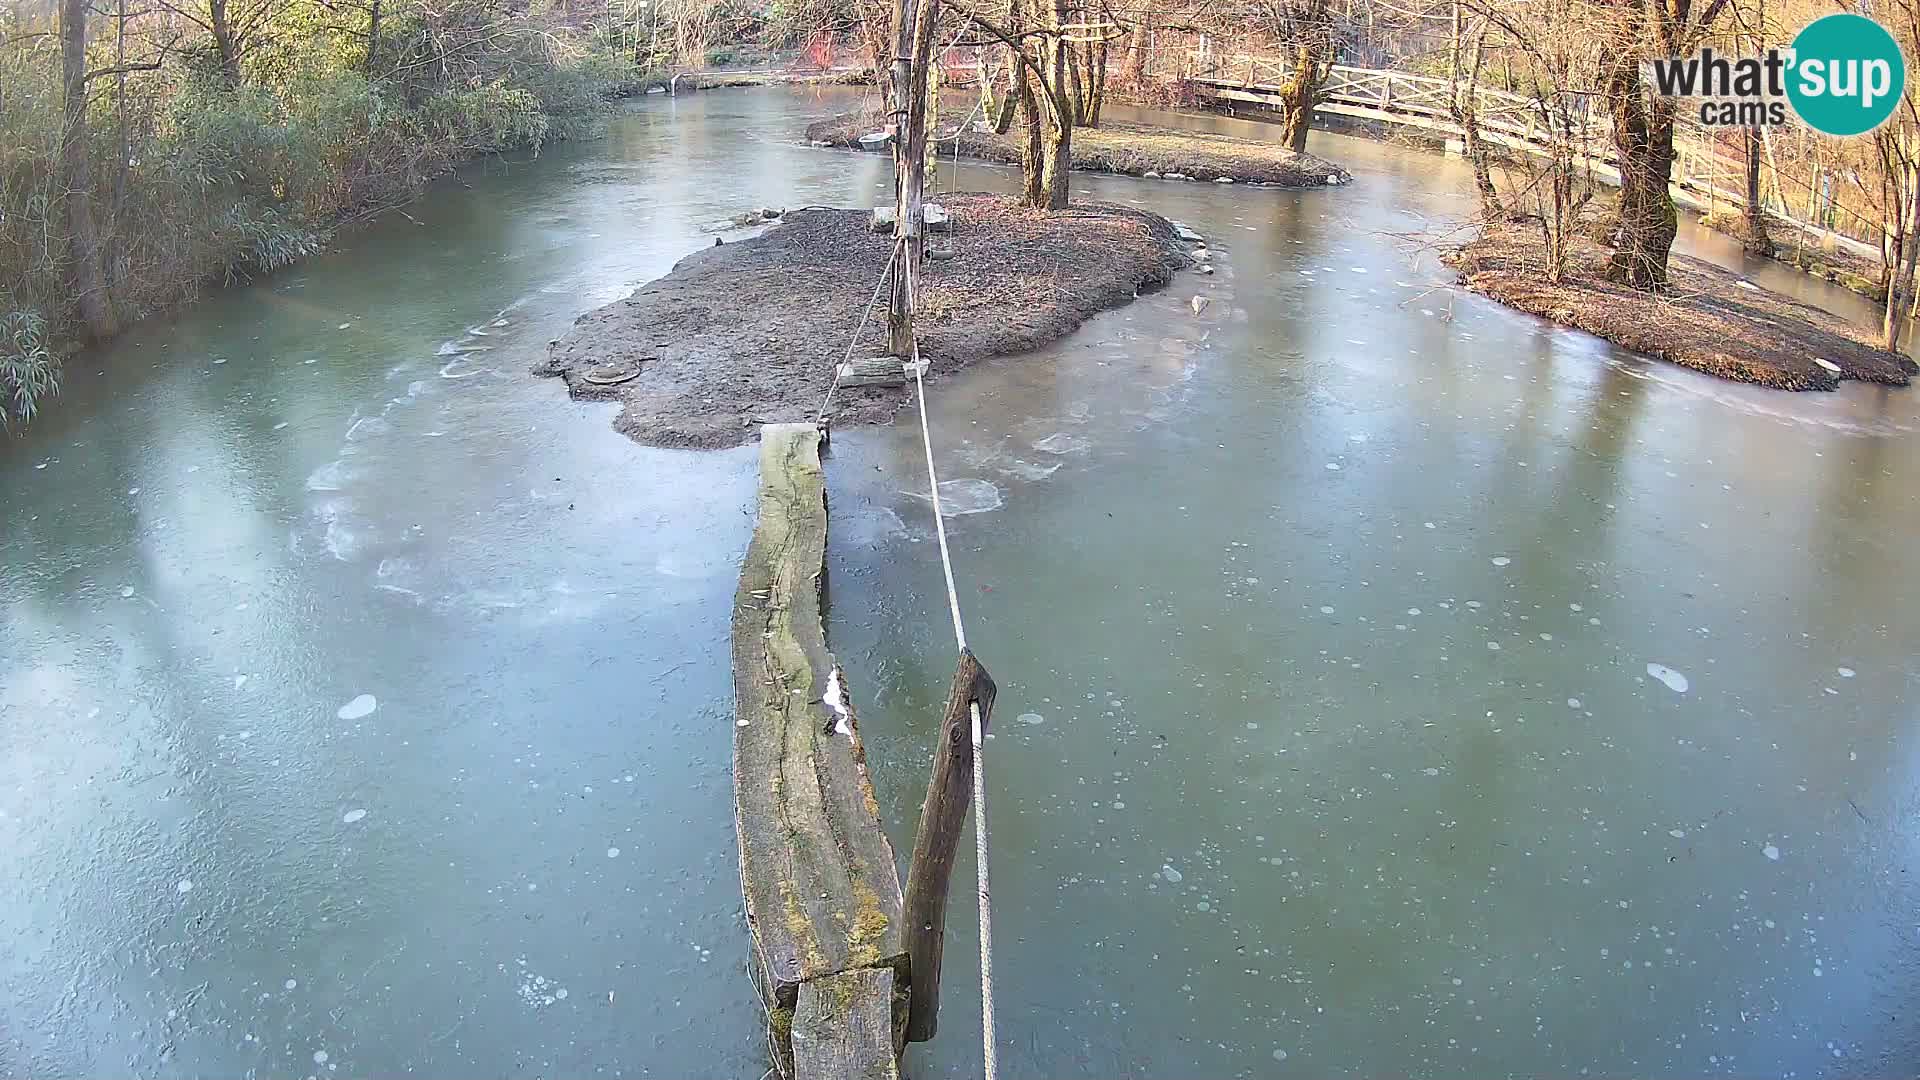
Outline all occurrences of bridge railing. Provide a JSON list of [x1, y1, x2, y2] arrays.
[[1171, 52, 1880, 257]]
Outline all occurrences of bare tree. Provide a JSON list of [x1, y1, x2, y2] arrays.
[[1601, 0, 1731, 289], [62, 0, 116, 339], [1469, 0, 1604, 281], [1447, 0, 1501, 218], [1253, 0, 1340, 151]]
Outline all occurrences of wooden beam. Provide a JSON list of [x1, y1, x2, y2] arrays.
[[732, 424, 908, 1071], [901, 648, 997, 1043], [792, 969, 904, 1080]]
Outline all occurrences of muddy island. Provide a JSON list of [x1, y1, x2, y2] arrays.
[[1449, 221, 1917, 391], [537, 193, 1191, 448], [805, 107, 1350, 188]]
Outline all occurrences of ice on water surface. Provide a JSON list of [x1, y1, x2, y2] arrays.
[[336, 694, 378, 720], [1646, 664, 1689, 693]]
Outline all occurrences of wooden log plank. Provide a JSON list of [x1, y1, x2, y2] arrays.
[[902, 649, 997, 1043], [792, 969, 902, 1080], [837, 357, 908, 388], [732, 424, 908, 1023]]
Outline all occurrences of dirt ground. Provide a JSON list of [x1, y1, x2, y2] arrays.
[[805, 106, 1350, 187], [536, 193, 1189, 448], [1449, 222, 1917, 390]]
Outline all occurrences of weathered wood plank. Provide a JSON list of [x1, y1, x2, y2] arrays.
[[732, 423, 908, 1025], [792, 969, 903, 1080], [837, 357, 908, 388], [902, 649, 997, 1043]]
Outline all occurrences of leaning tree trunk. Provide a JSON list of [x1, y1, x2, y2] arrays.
[[1604, 50, 1677, 290], [1084, 37, 1106, 127], [1062, 40, 1086, 125], [1124, 22, 1147, 85], [992, 50, 1019, 132], [1449, 19, 1499, 220], [61, 0, 116, 341], [1274, 46, 1321, 153]]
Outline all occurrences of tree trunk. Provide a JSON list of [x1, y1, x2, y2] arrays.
[[1040, 92, 1071, 207], [1740, 125, 1774, 256], [991, 54, 1018, 133], [1015, 55, 1044, 205], [1063, 38, 1085, 125], [1038, 0, 1072, 207], [976, 52, 998, 123], [1603, 47, 1677, 290], [1449, 11, 1499, 219], [1884, 168, 1920, 352], [1274, 46, 1319, 153], [365, 0, 382, 75], [1084, 38, 1105, 127], [1124, 22, 1146, 85], [209, 0, 240, 85], [62, 0, 117, 340], [888, 0, 940, 356]]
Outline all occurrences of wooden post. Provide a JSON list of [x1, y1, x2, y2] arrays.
[[901, 648, 997, 1043], [887, 0, 939, 357]]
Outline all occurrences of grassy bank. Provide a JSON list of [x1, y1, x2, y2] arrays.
[[1449, 221, 1916, 390], [1700, 211, 1890, 302], [805, 106, 1350, 187], [1, 6, 652, 427]]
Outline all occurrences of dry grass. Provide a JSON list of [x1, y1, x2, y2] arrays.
[[1449, 222, 1916, 390]]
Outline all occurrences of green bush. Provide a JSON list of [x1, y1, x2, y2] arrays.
[[0, 307, 59, 428], [0, 8, 652, 428]]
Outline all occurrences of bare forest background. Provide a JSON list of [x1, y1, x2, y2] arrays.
[[7, 0, 1920, 426]]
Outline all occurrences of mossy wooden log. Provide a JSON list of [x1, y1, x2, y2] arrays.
[[792, 969, 903, 1080], [732, 423, 908, 1077]]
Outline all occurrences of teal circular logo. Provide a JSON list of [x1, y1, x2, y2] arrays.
[[1787, 14, 1905, 136]]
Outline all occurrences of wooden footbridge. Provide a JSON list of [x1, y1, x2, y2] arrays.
[[1182, 54, 1879, 260]]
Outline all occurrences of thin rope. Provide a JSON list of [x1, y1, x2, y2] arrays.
[[903, 253, 997, 1080], [815, 236, 906, 426]]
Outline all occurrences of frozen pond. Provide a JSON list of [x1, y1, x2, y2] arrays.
[[4, 87, 1918, 1077]]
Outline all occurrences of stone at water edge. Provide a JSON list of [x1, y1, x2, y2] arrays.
[[857, 131, 893, 151], [1214, 176, 1236, 184], [1812, 356, 1842, 374], [1143, 170, 1162, 178]]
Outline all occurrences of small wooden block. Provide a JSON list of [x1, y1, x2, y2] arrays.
[[837, 357, 908, 387], [792, 969, 902, 1080]]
